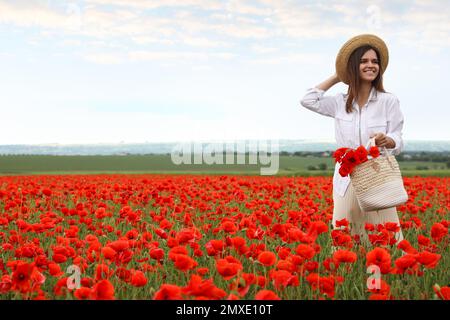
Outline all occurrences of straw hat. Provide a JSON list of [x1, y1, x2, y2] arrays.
[[335, 34, 389, 84]]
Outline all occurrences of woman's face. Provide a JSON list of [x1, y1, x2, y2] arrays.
[[359, 49, 379, 83]]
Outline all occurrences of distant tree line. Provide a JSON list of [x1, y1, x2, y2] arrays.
[[280, 151, 449, 161]]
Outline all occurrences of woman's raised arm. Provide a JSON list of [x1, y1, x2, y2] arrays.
[[300, 73, 341, 118], [316, 73, 341, 91]]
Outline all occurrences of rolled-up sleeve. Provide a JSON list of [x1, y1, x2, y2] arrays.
[[300, 87, 338, 118], [385, 97, 404, 155]]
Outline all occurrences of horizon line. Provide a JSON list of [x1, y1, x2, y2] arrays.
[[1, 139, 450, 147]]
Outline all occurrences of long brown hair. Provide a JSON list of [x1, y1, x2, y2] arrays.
[[345, 45, 386, 113]]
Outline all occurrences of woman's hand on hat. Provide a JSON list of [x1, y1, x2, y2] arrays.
[[370, 133, 396, 149], [315, 73, 341, 91]]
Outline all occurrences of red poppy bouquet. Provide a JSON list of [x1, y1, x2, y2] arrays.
[[333, 145, 381, 177]]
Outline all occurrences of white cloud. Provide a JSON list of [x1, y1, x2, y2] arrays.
[[250, 52, 327, 65], [1, 0, 448, 50], [0, 1, 72, 29], [212, 23, 272, 39], [251, 45, 279, 54], [85, 0, 223, 10], [60, 39, 82, 46], [130, 36, 175, 46], [226, 0, 274, 16], [83, 52, 123, 64], [183, 36, 232, 48], [126, 50, 236, 62], [128, 50, 208, 61]]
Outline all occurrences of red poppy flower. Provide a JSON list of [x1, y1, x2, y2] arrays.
[[53, 277, 69, 297], [182, 274, 226, 299], [270, 270, 299, 289], [415, 251, 441, 269], [295, 244, 315, 260], [226, 293, 240, 300], [95, 264, 112, 281], [433, 285, 450, 300], [149, 248, 164, 261], [81, 277, 94, 288], [304, 261, 319, 272], [257, 251, 277, 267], [74, 287, 92, 300], [369, 146, 380, 158], [115, 268, 132, 283], [196, 267, 209, 276], [11, 261, 45, 293], [431, 223, 448, 243], [221, 221, 238, 234], [366, 247, 391, 274], [91, 279, 115, 300], [335, 219, 349, 228], [306, 273, 337, 298], [255, 290, 281, 300], [0, 275, 12, 294], [331, 230, 353, 248], [48, 263, 63, 277], [369, 293, 389, 300], [394, 254, 418, 274], [176, 228, 201, 244], [101, 246, 117, 260], [108, 240, 129, 252], [155, 228, 168, 239], [338, 164, 351, 177], [308, 221, 329, 236], [230, 236, 246, 249], [384, 222, 400, 233], [153, 284, 183, 300], [52, 253, 67, 264], [367, 279, 391, 296], [355, 145, 369, 163], [397, 240, 418, 254], [173, 254, 198, 272], [131, 270, 148, 287], [333, 148, 348, 163], [344, 149, 358, 165], [205, 240, 225, 256], [417, 235, 431, 246], [276, 259, 296, 272], [332, 249, 357, 267], [168, 246, 189, 261], [216, 256, 243, 280]]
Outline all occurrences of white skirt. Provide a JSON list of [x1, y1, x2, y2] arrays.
[[332, 181, 404, 245]]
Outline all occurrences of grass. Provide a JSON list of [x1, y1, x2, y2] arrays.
[[0, 154, 448, 176]]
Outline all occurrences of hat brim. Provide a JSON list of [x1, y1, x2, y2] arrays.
[[335, 34, 389, 85]]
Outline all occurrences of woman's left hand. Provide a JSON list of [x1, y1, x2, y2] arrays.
[[370, 133, 396, 148]]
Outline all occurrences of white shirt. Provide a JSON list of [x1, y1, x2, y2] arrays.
[[300, 86, 404, 197]]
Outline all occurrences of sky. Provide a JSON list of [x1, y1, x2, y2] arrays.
[[0, 0, 449, 144]]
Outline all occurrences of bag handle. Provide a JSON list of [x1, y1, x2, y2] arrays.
[[365, 137, 391, 157], [365, 137, 396, 169]]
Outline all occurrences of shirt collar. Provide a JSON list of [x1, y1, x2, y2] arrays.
[[343, 86, 378, 104], [368, 86, 378, 101]]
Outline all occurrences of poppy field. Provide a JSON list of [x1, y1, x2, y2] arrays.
[[0, 174, 448, 300]]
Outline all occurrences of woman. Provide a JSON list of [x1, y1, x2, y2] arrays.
[[300, 34, 404, 245]]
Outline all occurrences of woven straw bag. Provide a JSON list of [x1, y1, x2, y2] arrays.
[[350, 138, 408, 212]]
